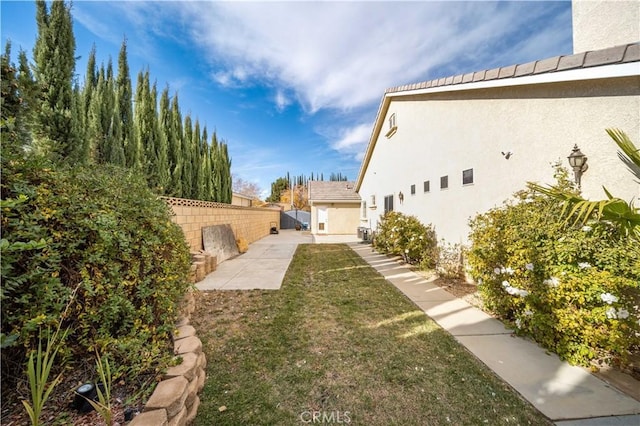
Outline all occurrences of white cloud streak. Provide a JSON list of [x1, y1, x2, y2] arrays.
[[178, 1, 570, 114]]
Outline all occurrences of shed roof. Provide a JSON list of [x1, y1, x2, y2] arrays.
[[308, 181, 361, 202]]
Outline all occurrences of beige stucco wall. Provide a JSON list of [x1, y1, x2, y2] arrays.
[[358, 76, 640, 244], [310, 203, 360, 235], [572, 0, 640, 53], [164, 197, 280, 251]]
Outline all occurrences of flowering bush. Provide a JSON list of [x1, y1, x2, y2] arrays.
[[468, 168, 639, 367], [373, 211, 437, 268]]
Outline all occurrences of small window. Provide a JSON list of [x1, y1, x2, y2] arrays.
[[440, 175, 448, 190], [385, 113, 398, 138], [423, 180, 430, 193], [361, 201, 367, 218], [410, 184, 416, 195], [384, 194, 394, 213], [463, 168, 474, 185], [370, 195, 376, 206]]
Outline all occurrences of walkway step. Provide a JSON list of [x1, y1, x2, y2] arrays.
[[350, 243, 640, 422]]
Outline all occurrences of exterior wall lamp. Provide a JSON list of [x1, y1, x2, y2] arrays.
[[398, 191, 404, 204], [567, 144, 588, 188]]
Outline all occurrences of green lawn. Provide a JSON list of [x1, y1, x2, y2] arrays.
[[191, 244, 550, 425]]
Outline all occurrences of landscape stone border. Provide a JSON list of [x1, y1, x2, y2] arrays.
[[128, 288, 206, 425]]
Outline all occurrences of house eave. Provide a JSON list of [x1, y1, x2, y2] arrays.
[[355, 60, 640, 193]]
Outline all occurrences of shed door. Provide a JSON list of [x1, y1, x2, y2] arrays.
[[317, 207, 328, 234]]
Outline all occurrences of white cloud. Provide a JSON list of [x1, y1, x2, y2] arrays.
[[274, 90, 291, 112], [178, 1, 571, 114], [331, 123, 372, 160]]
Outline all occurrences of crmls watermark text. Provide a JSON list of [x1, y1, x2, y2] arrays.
[[299, 410, 351, 424]]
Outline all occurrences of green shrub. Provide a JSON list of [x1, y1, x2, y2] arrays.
[[468, 168, 640, 367], [1, 158, 191, 384], [373, 211, 437, 268]]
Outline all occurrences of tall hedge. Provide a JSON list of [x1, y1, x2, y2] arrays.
[[1, 158, 191, 381]]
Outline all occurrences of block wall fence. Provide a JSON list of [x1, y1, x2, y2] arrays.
[[163, 197, 281, 251]]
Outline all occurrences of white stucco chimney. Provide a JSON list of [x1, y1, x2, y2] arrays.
[[572, 0, 640, 53]]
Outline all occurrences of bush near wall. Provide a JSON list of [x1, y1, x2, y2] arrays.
[[1, 158, 191, 387], [373, 211, 438, 268], [467, 169, 640, 368]]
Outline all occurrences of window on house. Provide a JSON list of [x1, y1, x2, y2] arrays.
[[424, 180, 430, 193], [385, 113, 398, 138], [361, 201, 367, 218], [384, 194, 394, 213], [370, 195, 376, 206], [463, 168, 474, 185], [410, 184, 416, 195], [440, 175, 448, 190]]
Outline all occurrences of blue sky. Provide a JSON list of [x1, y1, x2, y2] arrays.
[[1, 1, 573, 197]]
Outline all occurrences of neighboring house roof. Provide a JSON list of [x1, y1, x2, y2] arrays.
[[308, 181, 361, 203], [355, 42, 640, 191]]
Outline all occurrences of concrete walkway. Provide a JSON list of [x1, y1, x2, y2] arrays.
[[348, 243, 640, 425], [196, 230, 312, 290], [196, 233, 640, 424]]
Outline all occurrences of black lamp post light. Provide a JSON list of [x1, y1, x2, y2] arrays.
[[567, 144, 588, 188]]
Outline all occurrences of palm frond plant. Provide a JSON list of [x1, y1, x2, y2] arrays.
[[529, 128, 640, 238]]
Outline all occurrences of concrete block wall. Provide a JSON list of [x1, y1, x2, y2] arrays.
[[163, 197, 281, 251]]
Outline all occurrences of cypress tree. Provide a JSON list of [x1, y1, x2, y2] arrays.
[[116, 39, 136, 169], [201, 126, 212, 201], [191, 118, 202, 199], [87, 66, 105, 163], [134, 70, 156, 185], [160, 86, 176, 195], [1, 42, 24, 155], [210, 131, 220, 201], [152, 81, 170, 194], [32, 0, 78, 162], [219, 142, 232, 203], [182, 114, 193, 198], [169, 93, 183, 197]]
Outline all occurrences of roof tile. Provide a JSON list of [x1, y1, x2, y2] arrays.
[[485, 67, 500, 80], [623, 43, 640, 62], [584, 44, 627, 67], [385, 43, 638, 95], [534, 56, 560, 74], [498, 64, 516, 79], [514, 60, 536, 77], [308, 181, 361, 202], [557, 52, 585, 71]]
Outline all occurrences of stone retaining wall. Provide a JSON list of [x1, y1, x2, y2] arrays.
[[128, 290, 204, 426], [163, 197, 280, 252]]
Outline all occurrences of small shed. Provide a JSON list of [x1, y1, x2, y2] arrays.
[[308, 181, 361, 235]]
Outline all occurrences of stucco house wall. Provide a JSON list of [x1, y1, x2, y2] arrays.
[[308, 181, 361, 235], [572, 0, 639, 53], [310, 202, 361, 235], [358, 72, 639, 244]]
